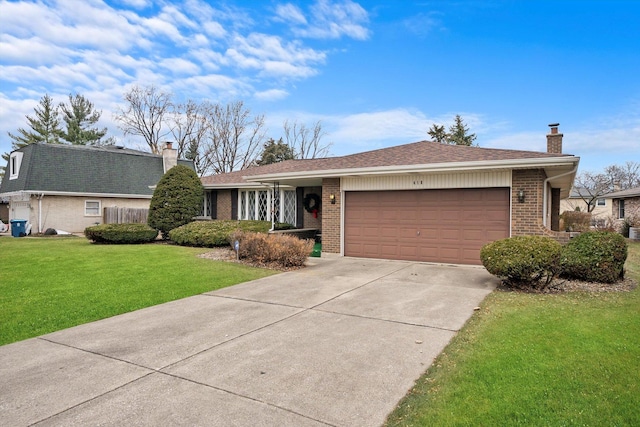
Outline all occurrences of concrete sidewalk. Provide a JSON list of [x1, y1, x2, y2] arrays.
[[0, 256, 499, 426]]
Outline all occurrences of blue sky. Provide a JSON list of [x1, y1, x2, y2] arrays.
[[1, 0, 638, 173]]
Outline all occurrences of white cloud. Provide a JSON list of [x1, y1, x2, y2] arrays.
[[292, 0, 370, 40], [254, 88, 289, 101], [274, 3, 307, 25], [159, 58, 201, 75]]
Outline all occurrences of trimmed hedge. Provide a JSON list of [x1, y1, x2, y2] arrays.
[[84, 223, 158, 244], [168, 220, 271, 247], [232, 231, 314, 268], [560, 231, 627, 283], [480, 236, 562, 287]]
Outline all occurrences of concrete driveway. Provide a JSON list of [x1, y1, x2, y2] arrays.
[[0, 256, 498, 427]]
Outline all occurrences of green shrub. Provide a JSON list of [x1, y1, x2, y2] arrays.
[[480, 236, 562, 287], [560, 211, 592, 232], [560, 231, 627, 283], [233, 231, 314, 268], [169, 220, 271, 247], [148, 165, 203, 238], [84, 223, 158, 244]]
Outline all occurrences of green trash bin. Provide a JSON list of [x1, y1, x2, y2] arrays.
[[10, 219, 28, 237], [310, 242, 322, 257]]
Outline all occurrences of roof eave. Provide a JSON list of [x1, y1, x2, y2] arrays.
[[247, 156, 581, 183], [0, 190, 152, 199]]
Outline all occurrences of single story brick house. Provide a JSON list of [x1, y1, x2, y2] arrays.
[[607, 186, 640, 223], [0, 143, 192, 233], [202, 124, 580, 265]]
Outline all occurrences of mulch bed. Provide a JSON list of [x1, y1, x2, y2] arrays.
[[196, 247, 305, 271], [497, 276, 637, 294]]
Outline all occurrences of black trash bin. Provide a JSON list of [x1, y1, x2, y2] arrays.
[[10, 219, 28, 237]]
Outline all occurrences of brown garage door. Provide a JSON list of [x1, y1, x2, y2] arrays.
[[344, 188, 510, 265]]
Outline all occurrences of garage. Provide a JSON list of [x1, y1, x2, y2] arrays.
[[344, 188, 510, 265]]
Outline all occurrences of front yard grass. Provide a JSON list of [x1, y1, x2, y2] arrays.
[[387, 240, 640, 426], [0, 237, 276, 346]]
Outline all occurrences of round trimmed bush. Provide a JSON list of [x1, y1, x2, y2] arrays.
[[560, 231, 627, 283], [148, 165, 203, 239], [480, 235, 562, 287], [84, 223, 158, 244]]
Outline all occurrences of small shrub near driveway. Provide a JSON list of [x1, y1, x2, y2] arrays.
[[560, 231, 628, 283], [84, 223, 159, 244], [232, 231, 314, 268], [169, 220, 271, 247], [480, 235, 562, 288]]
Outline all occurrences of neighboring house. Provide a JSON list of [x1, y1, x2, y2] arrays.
[[560, 188, 612, 226], [0, 143, 192, 233], [607, 186, 640, 223], [201, 124, 580, 265]]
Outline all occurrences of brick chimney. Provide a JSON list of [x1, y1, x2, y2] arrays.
[[546, 123, 563, 154], [162, 142, 177, 173]]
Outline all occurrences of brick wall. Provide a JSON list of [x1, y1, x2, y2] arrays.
[[512, 169, 571, 244], [217, 190, 233, 220], [321, 178, 341, 253], [612, 197, 640, 223]]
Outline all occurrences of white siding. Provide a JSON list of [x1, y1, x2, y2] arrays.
[[342, 170, 511, 191]]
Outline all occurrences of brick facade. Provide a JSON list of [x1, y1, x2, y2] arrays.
[[612, 197, 640, 223], [321, 178, 341, 253], [512, 169, 571, 244], [216, 190, 233, 220]]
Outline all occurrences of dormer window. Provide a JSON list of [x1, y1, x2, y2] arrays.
[[9, 152, 23, 180]]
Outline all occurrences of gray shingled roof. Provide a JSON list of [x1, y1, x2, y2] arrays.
[[0, 143, 194, 196], [606, 187, 640, 199], [202, 140, 576, 185]]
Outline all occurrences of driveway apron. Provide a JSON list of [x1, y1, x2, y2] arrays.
[[0, 256, 498, 427]]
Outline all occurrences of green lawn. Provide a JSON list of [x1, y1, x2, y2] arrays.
[[0, 237, 276, 346], [386, 241, 640, 426]]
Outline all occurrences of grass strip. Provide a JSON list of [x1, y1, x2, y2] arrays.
[[0, 237, 275, 345], [387, 241, 640, 426]]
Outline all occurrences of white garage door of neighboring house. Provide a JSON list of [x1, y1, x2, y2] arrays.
[[344, 188, 510, 265]]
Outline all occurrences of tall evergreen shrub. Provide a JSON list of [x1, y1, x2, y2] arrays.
[[148, 165, 203, 238]]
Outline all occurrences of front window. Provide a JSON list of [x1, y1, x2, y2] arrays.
[[596, 198, 606, 206], [85, 200, 101, 216], [238, 189, 296, 224], [619, 200, 625, 219]]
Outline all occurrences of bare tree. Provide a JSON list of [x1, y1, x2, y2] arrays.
[[167, 99, 210, 171], [114, 85, 173, 154], [202, 101, 266, 174], [604, 161, 640, 190], [573, 171, 614, 212], [283, 119, 332, 159]]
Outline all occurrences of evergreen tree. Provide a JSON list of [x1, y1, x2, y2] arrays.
[[60, 94, 107, 144], [147, 165, 203, 239], [427, 124, 448, 143], [447, 114, 477, 146], [8, 94, 64, 147], [256, 138, 295, 165]]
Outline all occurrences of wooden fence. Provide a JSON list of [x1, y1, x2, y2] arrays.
[[103, 207, 149, 224]]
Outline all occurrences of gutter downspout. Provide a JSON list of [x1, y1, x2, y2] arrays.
[[37, 193, 44, 233], [543, 165, 578, 227]]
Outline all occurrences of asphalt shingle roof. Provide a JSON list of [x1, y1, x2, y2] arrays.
[[606, 187, 640, 199], [0, 143, 193, 196], [201, 140, 576, 185]]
